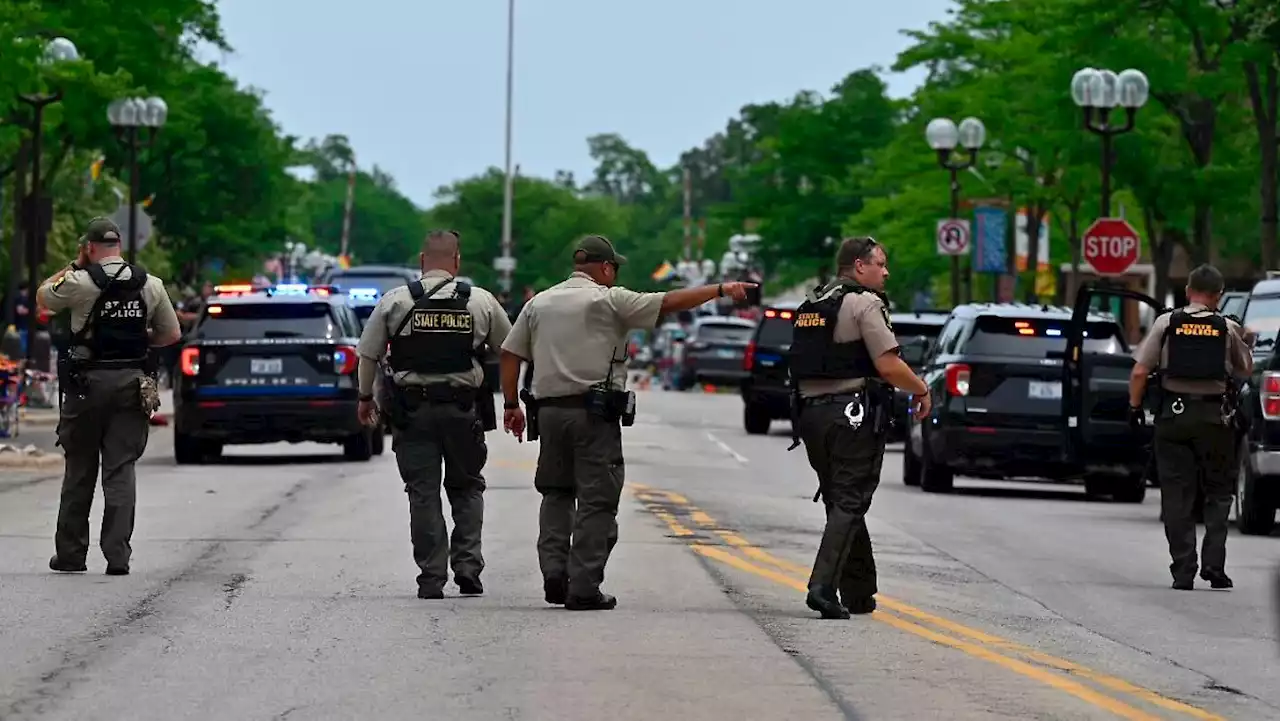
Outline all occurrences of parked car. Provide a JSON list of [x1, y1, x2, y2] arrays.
[[672, 316, 756, 390], [740, 303, 797, 434]]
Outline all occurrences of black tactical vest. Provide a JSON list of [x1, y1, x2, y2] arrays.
[[788, 281, 885, 381], [76, 263, 151, 367], [387, 277, 477, 375], [1161, 309, 1229, 381]]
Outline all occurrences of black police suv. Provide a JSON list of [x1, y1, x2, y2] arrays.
[[888, 310, 950, 441], [903, 301, 1147, 501], [741, 303, 798, 435], [172, 284, 382, 464], [1230, 278, 1280, 534], [321, 264, 421, 295]]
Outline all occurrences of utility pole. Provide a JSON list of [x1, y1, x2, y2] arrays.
[[339, 157, 356, 260], [498, 0, 517, 293], [682, 167, 692, 261]]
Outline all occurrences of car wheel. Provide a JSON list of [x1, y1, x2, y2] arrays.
[[919, 430, 954, 493], [744, 403, 771, 435], [174, 433, 210, 465], [1237, 438, 1277, 536], [343, 429, 374, 462], [903, 439, 921, 486], [371, 428, 385, 456], [1112, 474, 1147, 504]]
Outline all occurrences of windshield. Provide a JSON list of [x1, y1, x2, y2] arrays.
[[697, 323, 754, 344], [1243, 295, 1280, 348], [198, 303, 337, 339], [894, 322, 945, 365], [967, 316, 1127, 357], [328, 272, 415, 295]]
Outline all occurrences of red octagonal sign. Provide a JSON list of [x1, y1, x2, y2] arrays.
[[1083, 218, 1142, 275]]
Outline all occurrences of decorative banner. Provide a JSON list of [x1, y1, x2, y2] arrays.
[[972, 206, 1008, 274]]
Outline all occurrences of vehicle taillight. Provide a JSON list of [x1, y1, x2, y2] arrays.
[[180, 347, 200, 376], [1262, 371, 1280, 420], [744, 340, 756, 371], [945, 363, 970, 396], [334, 345, 359, 375]]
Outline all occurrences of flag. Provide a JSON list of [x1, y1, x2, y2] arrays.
[[89, 155, 105, 181], [651, 261, 676, 282]]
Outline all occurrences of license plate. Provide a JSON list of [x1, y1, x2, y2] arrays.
[[251, 358, 283, 375], [1028, 381, 1061, 400], [717, 349, 739, 359]]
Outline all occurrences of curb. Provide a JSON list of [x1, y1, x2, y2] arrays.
[[0, 454, 62, 469]]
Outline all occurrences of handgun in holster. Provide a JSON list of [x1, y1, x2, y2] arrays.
[[788, 383, 803, 452], [377, 366, 411, 431], [519, 388, 540, 441]]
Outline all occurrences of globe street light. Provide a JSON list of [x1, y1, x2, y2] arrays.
[[107, 96, 168, 263], [926, 116, 986, 307], [1071, 67, 1149, 218], [14, 36, 80, 365]]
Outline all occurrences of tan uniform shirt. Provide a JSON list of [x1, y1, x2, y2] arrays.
[[501, 271, 664, 398], [1132, 303, 1251, 395], [36, 256, 181, 360], [356, 270, 511, 389], [798, 286, 901, 398]]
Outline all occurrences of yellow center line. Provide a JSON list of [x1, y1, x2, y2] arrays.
[[630, 485, 1225, 721]]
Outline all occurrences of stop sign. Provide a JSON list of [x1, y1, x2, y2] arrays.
[[1083, 218, 1142, 275]]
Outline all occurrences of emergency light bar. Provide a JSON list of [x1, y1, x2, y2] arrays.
[[347, 287, 379, 298], [213, 284, 255, 295], [266, 284, 332, 297]]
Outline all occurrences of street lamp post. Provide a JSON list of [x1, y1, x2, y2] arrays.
[[497, 0, 516, 294], [15, 37, 79, 364], [107, 96, 168, 264], [1071, 67, 1149, 217], [926, 116, 987, 307]]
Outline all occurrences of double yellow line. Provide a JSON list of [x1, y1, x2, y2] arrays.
[[630, 483, 1224, 721]]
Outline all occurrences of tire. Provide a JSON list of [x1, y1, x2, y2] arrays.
[[343, 429, 374, 462], [1237, 440, 1277, 536], [744, 403, 771, 435], [919, 430, 954, 493], [371, 428, 385, 456], [903, 439, 921, 486], [174, 433, 213, 465], [1112, 474, 1147, 504]]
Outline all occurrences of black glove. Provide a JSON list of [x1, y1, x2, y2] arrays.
[[1128, 405, 1146, 430]]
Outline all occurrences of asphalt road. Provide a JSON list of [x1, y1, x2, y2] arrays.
[[1, 389, 1278, 720]]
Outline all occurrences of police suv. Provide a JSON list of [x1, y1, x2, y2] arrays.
[[1224, 277, 1280, 535], [171, 283, 381, 464]]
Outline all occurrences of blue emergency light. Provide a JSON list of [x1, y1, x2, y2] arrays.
[[274, 283, 309, 294], [347, 287, 379, 298]]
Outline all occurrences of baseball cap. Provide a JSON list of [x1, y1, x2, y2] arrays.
[[82, 217, 123, 244], [574, 235, 627, 266]]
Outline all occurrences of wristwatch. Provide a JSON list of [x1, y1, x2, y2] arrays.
[[504, 400, 520, 410], [717, 283, 724, 298], [358, 394, 374, 402]]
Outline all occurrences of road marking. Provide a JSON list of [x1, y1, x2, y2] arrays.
[[705, 431, 749, 464], [631, 486, 1225, 721]]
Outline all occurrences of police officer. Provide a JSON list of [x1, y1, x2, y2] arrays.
[[499, 235, 755, 610], [1130, 264, 1252, 591], [790, 237, 930, 619], [355, 230, 511, 600], [37, 218, 182, 575]]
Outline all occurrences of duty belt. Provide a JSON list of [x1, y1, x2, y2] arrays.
[[400, 383, 478, 404], [535, 394, 590, 408], [802, 392, 863, 407]]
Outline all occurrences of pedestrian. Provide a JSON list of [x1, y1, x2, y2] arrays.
[[354, 229, 511, 600], [1129, 263, 1253, 591], [37, 217, 182, 576], [499, 235, 755, 610], [788, 237, 931, 619]]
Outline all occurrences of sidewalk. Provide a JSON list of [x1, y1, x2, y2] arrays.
[[1, 388, 173, 468]]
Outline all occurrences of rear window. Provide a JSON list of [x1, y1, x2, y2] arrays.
[[198, 302, 338, 339], [698, 323, 754, 343], [967, 316, 1126, 356], [756, 310, 795, 347], [328, 273, 414, 295]]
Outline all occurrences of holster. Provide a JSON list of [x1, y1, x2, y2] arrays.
[[377, 369, 410, 431], [57, 355, 88, 398], [788, 385, 803, 451], [519, 388, 540, 441], [584, 388, 635, 425], [476, 389, 497, 431]]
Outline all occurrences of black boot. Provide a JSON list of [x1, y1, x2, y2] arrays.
[[49, 555, 87, 573], [565, 592, 617, 611], [805, 585, 850, 619], [1199, 569, 1233, 589], [543, 576, 568, 605], [843, 594, 876, 615]]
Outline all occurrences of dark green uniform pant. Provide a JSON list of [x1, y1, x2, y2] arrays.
[[55, 369, 151, 568], [797, 397, 886, 599], [393, 398, 487, 592], [1153, 403, 1235, 583], [533, 407, 624, 599]]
